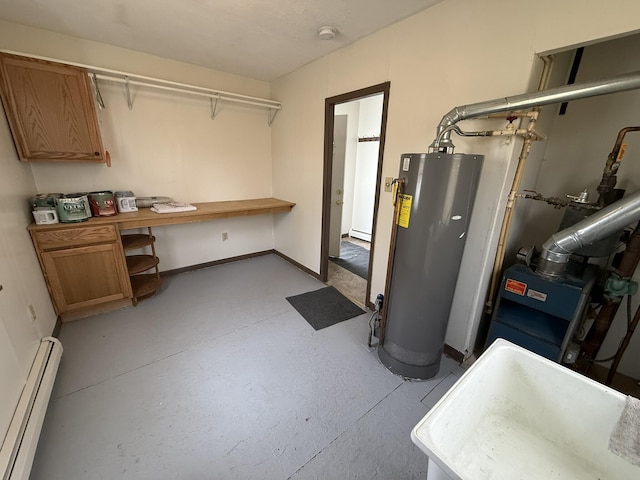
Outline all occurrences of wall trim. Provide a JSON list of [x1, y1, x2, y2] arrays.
[[160, 249, 321, 281], [161, 250, 274, 277], [272, 250, 322, 279], [443, 344, 465, 364]]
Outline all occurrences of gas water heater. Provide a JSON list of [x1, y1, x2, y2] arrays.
[[378, 152, 483, 379]]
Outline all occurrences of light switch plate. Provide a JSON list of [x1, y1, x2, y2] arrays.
[[384, 177, 393, 192]]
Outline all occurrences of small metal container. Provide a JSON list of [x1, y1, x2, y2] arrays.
[[30, 193, 62, 210], [57, 196, 89, 223], [89, 191, 118, 217], [114, 191, 138, 213]]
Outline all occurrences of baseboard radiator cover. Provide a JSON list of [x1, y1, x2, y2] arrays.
[[0, 337, 63, 480]]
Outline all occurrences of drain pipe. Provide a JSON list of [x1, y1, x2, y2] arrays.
[[430, 70, 640, 153], [538, 189, 640, 277]]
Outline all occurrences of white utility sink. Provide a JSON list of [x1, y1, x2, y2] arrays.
[[411, 339, 640, 480]]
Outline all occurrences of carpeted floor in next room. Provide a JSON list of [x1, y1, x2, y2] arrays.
[[31, 253, 465, 480]]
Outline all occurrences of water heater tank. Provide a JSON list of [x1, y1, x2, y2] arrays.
[[378, 152, 483, 379]]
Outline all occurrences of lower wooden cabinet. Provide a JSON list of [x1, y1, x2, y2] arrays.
[[31, 224, 132, 316], [41, 243, 131, 312]]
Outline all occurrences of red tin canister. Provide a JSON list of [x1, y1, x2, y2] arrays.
[[89, 191, 118, 216]]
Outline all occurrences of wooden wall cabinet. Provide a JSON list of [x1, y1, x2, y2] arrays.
[[31, 225, 131, 315], [0, 53, 105, 162]]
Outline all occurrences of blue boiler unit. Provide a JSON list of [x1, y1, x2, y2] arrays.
[[485, 263, 598, 362]]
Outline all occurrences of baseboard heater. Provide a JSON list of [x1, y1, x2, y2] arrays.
[[349, 229, 372, 242], [0, 337, 63, 480]]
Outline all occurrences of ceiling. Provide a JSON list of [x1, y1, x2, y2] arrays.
[[0, 0, 444, 81]]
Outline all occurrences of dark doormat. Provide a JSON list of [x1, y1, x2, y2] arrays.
[[329, 241, 369, 279], [286, 286, 365, 330]]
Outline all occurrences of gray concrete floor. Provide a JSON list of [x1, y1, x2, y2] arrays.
[[31, 254, 465, 480]]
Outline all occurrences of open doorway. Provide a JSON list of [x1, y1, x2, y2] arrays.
[[320, 83, 390, 307]]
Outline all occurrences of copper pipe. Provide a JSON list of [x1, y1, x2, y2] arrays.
[[597, 126, 640, 202], [606, 302, 640, 385], [582, 222, 640, 363], [616, 222, 640, 277], [581, 298, 622, 359], [603, 126, 640, 175]]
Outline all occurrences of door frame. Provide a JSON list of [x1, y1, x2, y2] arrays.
[[320, 82, 391, 307]]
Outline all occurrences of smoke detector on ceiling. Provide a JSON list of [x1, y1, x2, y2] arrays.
[[318, 26, 337, 40]]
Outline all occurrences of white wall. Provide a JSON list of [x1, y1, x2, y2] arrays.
[[351, 95, 383, 238], [271, 0, 640, 357], [335, 95, 383, 239], [514, 34, 640, 378], [335, 101, 360, 235], [0, 21, 276, 271], [0, 106, 56, 446]]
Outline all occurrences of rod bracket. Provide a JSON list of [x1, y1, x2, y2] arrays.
[[268, 108, 279, 126], [124, 76, 133, 110], [90, 73, 105, 110], [210, 96, 220, 119]]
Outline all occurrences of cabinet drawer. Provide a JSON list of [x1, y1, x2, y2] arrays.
[[34, 225, 118, 250]]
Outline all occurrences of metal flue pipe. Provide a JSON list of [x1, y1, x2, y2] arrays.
[[430, 71, 640, 152], [538, 190, 640, 277]]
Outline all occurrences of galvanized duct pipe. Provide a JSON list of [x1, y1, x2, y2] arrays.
[[430, 70, 640, 152], [538, 190, 640, 277]]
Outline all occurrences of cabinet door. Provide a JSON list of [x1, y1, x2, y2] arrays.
[[0, 53, 104, 162], [41, 243, 131, 313]]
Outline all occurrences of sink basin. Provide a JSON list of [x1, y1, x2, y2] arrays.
[[411, 339, 640, 480]]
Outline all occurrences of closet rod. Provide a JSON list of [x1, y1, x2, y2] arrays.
[[0, 49, 282, 111], [94, 74, 277, 110]]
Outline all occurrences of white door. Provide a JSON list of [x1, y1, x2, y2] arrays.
[[329, 115, 348, 257]]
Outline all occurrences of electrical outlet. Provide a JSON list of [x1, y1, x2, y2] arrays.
[[222, 232, 228, 241], [27, 304, 37, 323]]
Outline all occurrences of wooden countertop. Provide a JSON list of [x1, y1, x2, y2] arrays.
[[28, 197, 295, 231]]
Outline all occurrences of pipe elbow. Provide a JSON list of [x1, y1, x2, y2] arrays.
[[538, 232, 580, 277], [540, 235, 574, 263], [441, 106, 466, 129], [431, 106, 467, 150]]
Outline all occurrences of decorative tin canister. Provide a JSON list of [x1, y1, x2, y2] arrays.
[[66, 193, 92, 218], [57, 196, 89, 223], [89, 191, 118, 216], [31, 193, 62, 210], [114, 191, 138, 213]]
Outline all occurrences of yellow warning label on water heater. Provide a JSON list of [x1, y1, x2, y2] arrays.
[[397, 194, 412, 228]]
